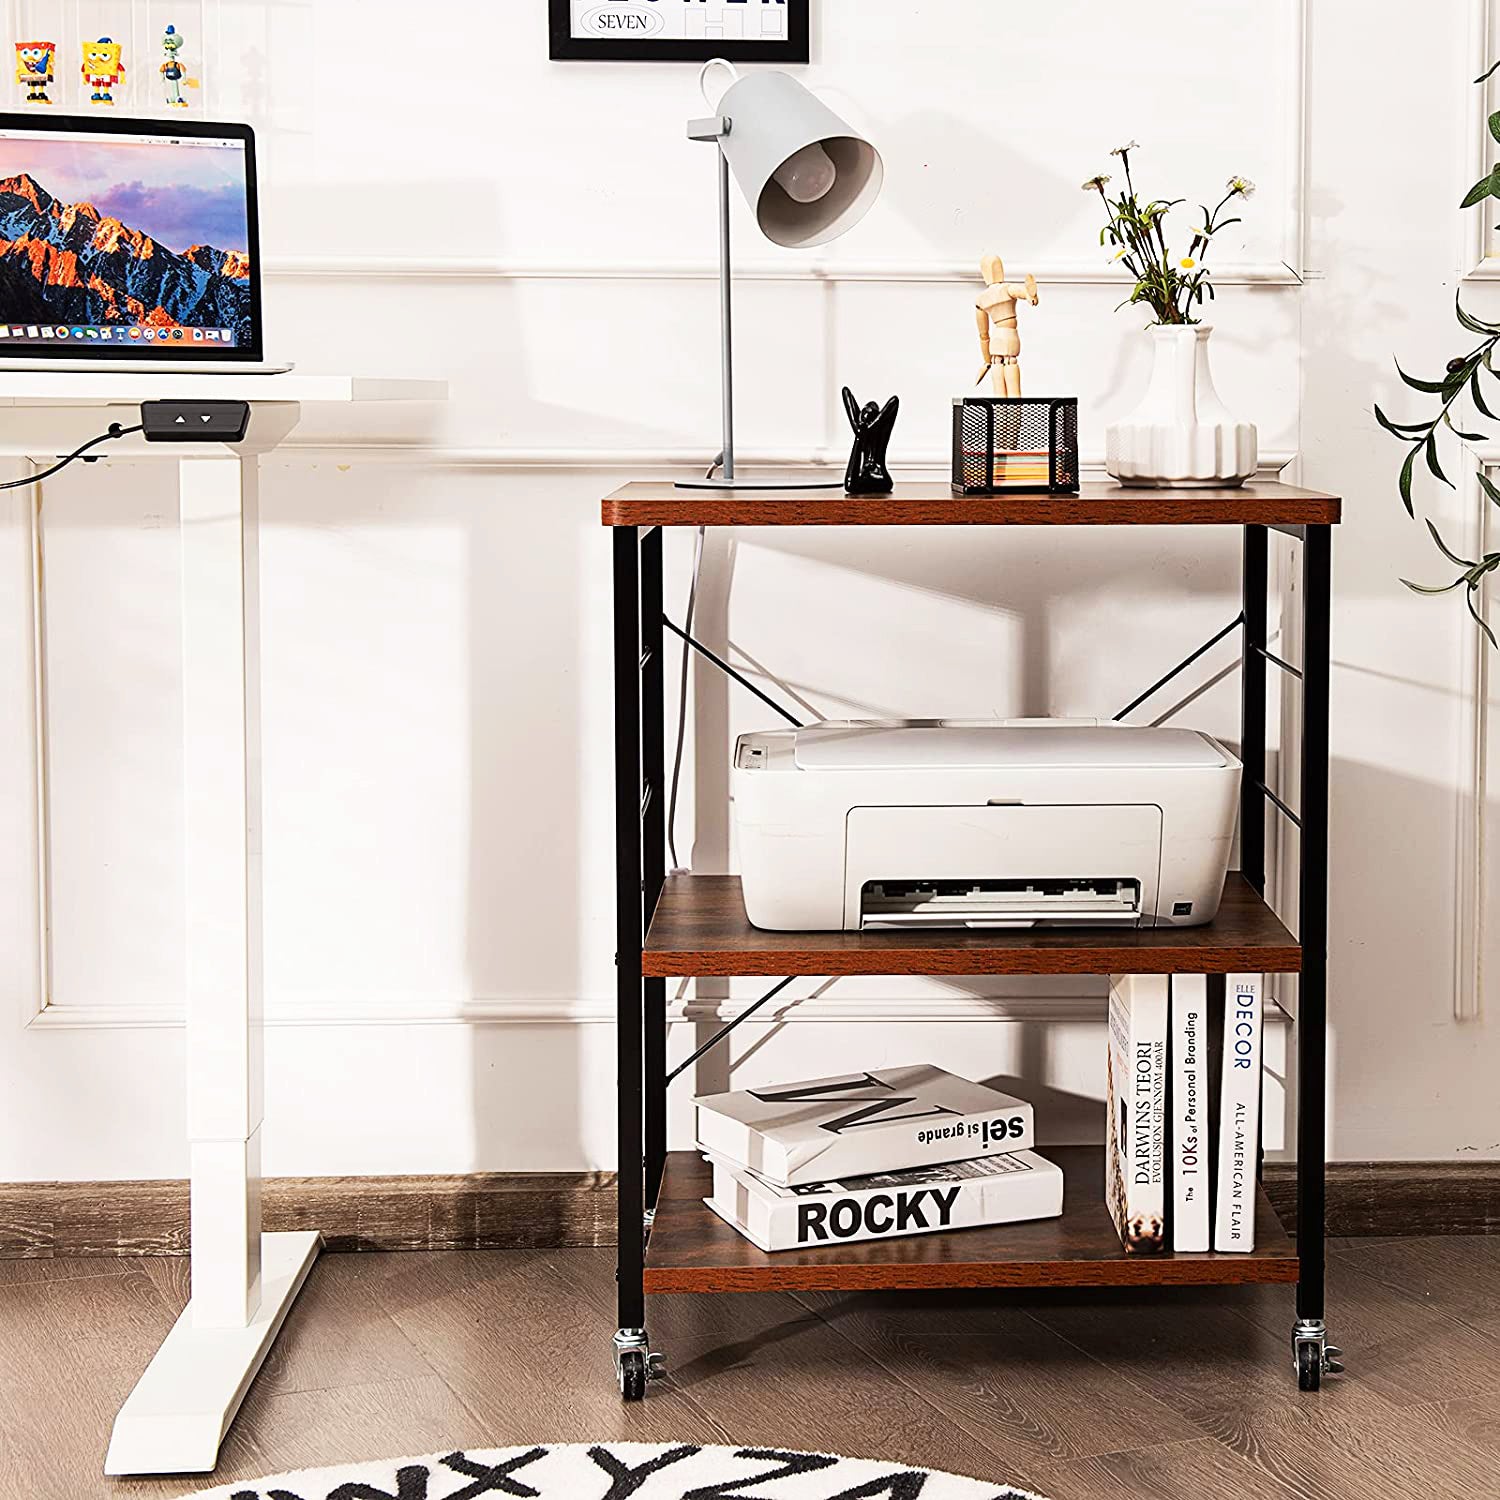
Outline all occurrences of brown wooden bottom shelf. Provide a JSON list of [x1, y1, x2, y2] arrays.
[[644, 1148, 1298, 1293]]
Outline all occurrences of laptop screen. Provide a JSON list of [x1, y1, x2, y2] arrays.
[[0, 121, 256, 356]]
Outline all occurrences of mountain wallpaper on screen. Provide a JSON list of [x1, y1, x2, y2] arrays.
[[0, 173, 250, 342]]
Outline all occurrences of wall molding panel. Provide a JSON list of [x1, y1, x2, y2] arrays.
[[26, 989, 1116, 1032], [0, 446, 1300, 472], [263, 256, 1306, 288], [1465, 0, 1500, 279], [257, 3, 1309, 287], [19, 444, 1293, 1034], [1454, 453, 1497, 1021]]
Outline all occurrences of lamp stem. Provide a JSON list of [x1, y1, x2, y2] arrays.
[[717, 143, 735, 483]]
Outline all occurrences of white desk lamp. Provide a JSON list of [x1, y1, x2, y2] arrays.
[[684, 59, 883, 489]]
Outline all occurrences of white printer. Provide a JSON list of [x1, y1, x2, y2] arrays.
[[732, 719, 1242, 932]]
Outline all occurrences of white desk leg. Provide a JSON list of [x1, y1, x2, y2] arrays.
[[106, 448, 319, 1477]]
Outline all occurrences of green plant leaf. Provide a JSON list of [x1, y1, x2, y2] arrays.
[[1490, 109, 1500, 143], [1426, 518, 1477, 568], [1473, 370, 1499, 419], [1374, 404, 1430, 439], [1463, 173, 1496, 208], [1467, 583, 1499, 648], [1396, 362, 1454, 393], [1443, 411, 1488, 441], [1399, 447, 1417, 515], [1402, 575, 1468, 595], [1479, 58, 1500, 84], [1456, 294, 1500, 335], [1426, 434, 1454, 488], [1479, 471, 1500, 509]]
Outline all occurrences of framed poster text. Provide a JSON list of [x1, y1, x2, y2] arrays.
[[549, 0, 810, 63]]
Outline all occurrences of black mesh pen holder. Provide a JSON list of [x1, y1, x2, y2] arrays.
[[951, 396, 1080, 495]]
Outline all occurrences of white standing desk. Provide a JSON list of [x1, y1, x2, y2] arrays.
[[0, 371, 446, 1476]]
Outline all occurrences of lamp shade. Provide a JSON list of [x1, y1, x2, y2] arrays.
[[716, 70, 883, 248]]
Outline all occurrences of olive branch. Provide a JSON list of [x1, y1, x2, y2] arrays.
[[1380, 61, 1500, 645]]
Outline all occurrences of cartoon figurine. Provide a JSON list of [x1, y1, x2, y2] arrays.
[[81, 37, 125, 104], [160, 26, 191, 108], [841, 386, 899, 496], [14, 41, 55, 104], [975, 253, 1039, 398]]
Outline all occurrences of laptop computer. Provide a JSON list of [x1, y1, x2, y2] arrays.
[[0, 112, 290, 372]]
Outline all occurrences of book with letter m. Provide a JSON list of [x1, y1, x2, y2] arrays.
[[693, 1065, 1034, 1187]]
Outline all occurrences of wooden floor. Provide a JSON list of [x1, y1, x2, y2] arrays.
[[5, 1237, 1500, 1500]]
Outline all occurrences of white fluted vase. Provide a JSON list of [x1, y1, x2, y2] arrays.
[[1105, 324, 1257, 488]]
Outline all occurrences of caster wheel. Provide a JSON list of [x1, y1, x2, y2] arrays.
[[1297, 1340, 1321, 1391], [618, 1347, 647, 1401]]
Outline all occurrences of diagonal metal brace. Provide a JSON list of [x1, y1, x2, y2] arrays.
[[663, 614, 804, 727], [666, 976, 799, 1086], [1113, 612, 1246, 722]]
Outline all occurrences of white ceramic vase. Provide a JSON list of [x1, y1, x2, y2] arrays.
[[1105, 324, 1257, 488]]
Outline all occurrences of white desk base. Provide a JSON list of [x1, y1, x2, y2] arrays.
[[0, 374, 444, 1478], [104, 1230, 322, 1476]]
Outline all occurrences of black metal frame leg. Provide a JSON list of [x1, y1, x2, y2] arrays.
[[1293, 524, 1338, 1389], [1296, 525, 1331, 1326], [1241, 525, 1268, 896], [640, 527, 668, 1214], [613, 526, 667, 1400], [613, 527, 645, 1340]]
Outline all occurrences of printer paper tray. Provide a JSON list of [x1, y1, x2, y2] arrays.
[[845, 803, 1164, 930], [861, 884, 1143, 929]]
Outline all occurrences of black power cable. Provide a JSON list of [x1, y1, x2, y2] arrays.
[[0, 422, 144, 490]]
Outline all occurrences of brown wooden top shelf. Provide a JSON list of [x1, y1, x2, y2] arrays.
[[602, 479, 1341, 529], [645, 1148, 1297, 1293], [642, 873, 1300, 979]]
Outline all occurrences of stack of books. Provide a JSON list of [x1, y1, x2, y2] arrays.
[[695, 1064, 1064, 1252], [1105, 972, 1264, 1254]]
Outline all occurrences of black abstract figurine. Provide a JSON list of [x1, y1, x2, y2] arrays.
[[842, 386, 899, 496]]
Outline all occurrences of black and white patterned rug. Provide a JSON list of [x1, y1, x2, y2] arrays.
[[185, 1443, 1044, 1499]]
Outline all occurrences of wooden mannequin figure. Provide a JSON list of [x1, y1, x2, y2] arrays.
[[975, 253, 1039, 397], [842, 386, 899, 495]]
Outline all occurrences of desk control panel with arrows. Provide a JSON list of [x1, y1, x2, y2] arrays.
[[141, 398, 251, 443]]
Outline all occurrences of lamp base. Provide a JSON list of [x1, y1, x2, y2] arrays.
[[674, 474, 846, 491]]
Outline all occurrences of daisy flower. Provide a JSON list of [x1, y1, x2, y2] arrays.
[[1081, 174, 1112, 192], [1227, 176, 1256, 197], [1110, 140, 1140, 157]]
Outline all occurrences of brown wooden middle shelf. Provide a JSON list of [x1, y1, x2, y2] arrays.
[[644, 1149, 1298, 1294], [642, 873, 1301, 978]]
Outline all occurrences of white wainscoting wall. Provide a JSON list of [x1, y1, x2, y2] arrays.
[[0, 0, 1495, 1179]]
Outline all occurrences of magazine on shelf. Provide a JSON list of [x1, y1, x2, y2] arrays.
[[1213, 973, 1264, 1252], [1105, 974, 1169, 1254], [693, 1064, 1034, 1187], [704, 1150, 1065, 1252], [1170, 973, 1211, 1252]]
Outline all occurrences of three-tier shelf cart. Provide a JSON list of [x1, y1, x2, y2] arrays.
[[602, 479, 1341, 1398]]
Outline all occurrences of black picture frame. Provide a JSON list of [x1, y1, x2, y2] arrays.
[[0, 112, 264, 363], [549, 1, 810, 63]]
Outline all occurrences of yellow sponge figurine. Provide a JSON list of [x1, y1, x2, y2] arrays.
[[14, 42, 55, 104], [81, 37, 125, 104]]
